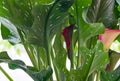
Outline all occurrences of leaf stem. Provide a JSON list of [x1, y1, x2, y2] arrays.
[[0, 66, 13, 81], [36, 46, 41, 70], [96, 71, 100, 81], [70, 43, 74, 69], [75, 0, 82, 68], [51, 49, 60, 81], [44, 43, 53, 81]]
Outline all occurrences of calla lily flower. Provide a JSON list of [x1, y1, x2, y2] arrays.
[[62, 25, 73, 59], [99, 29, 120, 50], [99, 28, 120, 71]]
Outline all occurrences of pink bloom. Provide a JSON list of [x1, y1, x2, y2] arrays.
[[99, 28, 120, 71], [99, 28, 120, 50], [62, 25, 73, 59]]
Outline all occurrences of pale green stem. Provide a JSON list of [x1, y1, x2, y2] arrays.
[[75, 0, 82, 68], [96, 71, 100, 81], [0, 66, 13, 81]]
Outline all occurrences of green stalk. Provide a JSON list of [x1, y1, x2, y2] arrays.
[[70, 43, 74, 69], [43, 1, 59, 81], [96, 71, 100, 81], [51, 48, 60, 81], [24, 45, 38, 69], [0, 66, 13, 81], [36, 46, 41, 70], [44, 42, 53, 81], [75, 0, 82, 68]]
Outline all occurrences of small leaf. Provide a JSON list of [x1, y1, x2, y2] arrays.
[[8, 60, 26, 70], [0, 17, 21, 44], [0, 51, 11, 63]]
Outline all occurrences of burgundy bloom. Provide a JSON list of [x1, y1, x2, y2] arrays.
[[62, 25, 73, 59]]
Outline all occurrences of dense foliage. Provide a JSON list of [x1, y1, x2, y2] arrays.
[[0, 0, 120, 81]]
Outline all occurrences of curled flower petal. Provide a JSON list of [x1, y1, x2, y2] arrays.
[[62, 25, 73, 59], [99, 29, 120, 49]]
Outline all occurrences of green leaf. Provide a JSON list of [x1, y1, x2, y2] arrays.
[[0, 51, 11, 63], [0, 52, 52, 81], [28, 0, 74, 46], [0, 17, 21, 44], [109, 65, 120, 81], [8, 60, 26, 70], [0, 0, 34, 30], [74, 0, 105, 48], [30, 67, 53, 81], [73, 41, 109, 81], [0, 0, 10, 18], [80, 23, 105, 47], [89, 41, 109, 74], [76, 0, 92, 8], [101, 65, 120, 81], [8, 60, 53, 81], [108, 50, 120, 70], [38, 47, 48, 70], [86, 0, 115, 27]]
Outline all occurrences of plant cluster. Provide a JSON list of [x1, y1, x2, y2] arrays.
[[0, 0, 120, 81]]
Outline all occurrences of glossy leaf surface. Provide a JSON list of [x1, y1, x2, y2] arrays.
[[86, 0, 115, 27]]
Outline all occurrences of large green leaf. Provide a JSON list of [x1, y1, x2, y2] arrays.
[[28, 0, 74, 46], [86, 0, 115, 27], [8, 60, 53, 81], [72, 41, 109, 81], [0, 52, 52, 81], [0, 17, 21, 44]]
